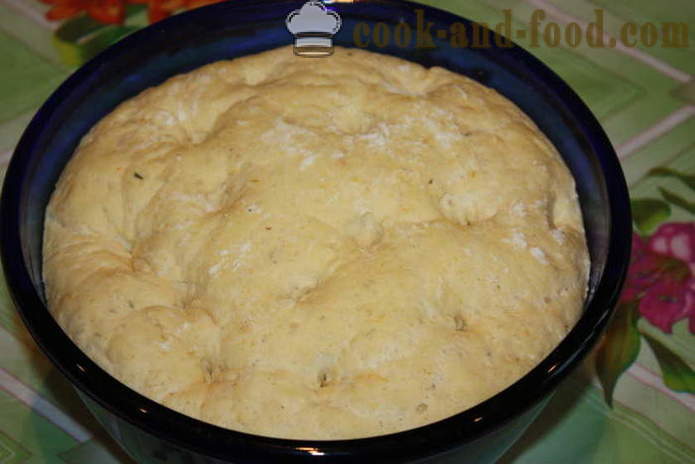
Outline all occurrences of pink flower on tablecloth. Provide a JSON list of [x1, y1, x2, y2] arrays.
[[39, 0, 227, 25], [621, 233, 659, 302], [647, 223, 695, 273], [622, 223, 694, 334]]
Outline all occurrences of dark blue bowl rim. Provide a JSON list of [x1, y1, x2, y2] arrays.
[[0, 0, 631, 461]]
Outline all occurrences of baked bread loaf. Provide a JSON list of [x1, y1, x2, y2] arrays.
[[43, 46, 589, 439]]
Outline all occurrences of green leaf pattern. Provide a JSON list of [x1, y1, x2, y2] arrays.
[[631, 198, 671, 234], [596, 302, 642, 407], [642, 333, 695, 393]]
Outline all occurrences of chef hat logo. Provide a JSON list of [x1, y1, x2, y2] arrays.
[[286, 1, 342, 57]]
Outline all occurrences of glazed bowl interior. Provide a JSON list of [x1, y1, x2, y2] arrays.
[[0, 0, 630, 462]]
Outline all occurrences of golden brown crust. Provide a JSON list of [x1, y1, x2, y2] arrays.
[[43, 46, 589, 439]]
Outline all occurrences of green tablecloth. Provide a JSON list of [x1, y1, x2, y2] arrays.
[[0, 0, 693, 462]]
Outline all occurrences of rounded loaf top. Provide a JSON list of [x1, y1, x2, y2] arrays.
[[43, 46, 589, 439]]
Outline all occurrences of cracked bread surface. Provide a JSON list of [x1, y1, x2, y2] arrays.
[[43, 46, 589, 439]]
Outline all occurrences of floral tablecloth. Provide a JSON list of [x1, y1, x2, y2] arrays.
[[0, 0, 693, 462]]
